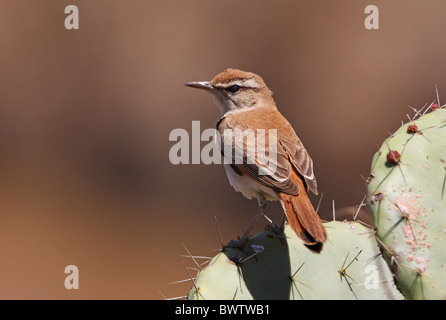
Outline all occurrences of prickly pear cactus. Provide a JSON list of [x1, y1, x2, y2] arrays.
[[367, 108, 446, 299], [187, 221, 403, 300]]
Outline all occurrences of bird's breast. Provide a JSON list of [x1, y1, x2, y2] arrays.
[[223, 164, 279, 201]]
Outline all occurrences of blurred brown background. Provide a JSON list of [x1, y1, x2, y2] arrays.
[[0, 0, 445, 299]]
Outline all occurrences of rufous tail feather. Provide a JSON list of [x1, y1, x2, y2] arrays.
[[279, 183, 327, 253]]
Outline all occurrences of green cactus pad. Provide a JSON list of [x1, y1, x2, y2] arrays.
[[367, 108, 446, 300], [187, 221, 403, 300]]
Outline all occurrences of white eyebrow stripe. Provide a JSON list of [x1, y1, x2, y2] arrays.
[[227, 78, 261, 89]]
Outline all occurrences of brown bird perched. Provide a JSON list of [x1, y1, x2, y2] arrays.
[[186, 68, 327, 252]]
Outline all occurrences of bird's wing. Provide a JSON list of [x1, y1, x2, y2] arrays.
[[217, 109, 318, 195], [218, 116, 299, 196], [278, 138, 318, 195]]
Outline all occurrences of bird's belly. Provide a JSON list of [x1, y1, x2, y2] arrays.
[[223, 164, 279, 201]]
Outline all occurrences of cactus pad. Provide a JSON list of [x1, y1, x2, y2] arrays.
[[367, 108, 446, 299], [187, 221, 403, 300]]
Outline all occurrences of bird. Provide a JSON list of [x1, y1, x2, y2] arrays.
[[185, 68, 327, 252]]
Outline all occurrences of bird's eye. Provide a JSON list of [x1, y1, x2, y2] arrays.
[[226, 85, 241, 93]]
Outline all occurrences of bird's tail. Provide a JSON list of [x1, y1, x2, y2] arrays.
[[279, 191, 327, 253]]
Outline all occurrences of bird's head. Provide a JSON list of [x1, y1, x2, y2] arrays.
[[186, 68, 275, 115]]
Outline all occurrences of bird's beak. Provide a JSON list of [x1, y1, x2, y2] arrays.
[[185, 81, 214, 91]]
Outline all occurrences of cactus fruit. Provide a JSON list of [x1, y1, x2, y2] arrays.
[[187, 221, 403, 300], [367, 108, 446, 299]]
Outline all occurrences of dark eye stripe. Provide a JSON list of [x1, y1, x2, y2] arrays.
[[226, 85, 241, 93]]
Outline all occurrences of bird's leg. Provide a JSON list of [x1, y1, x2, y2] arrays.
[[224, 195, 267, 250], [263, 211, 286, 244], [263, 214, 281, 231], [239, 195, 268, 244]]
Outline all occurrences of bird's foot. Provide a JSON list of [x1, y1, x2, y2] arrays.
[[222, 236, 248, 251], [264, 220, 287, 244]]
